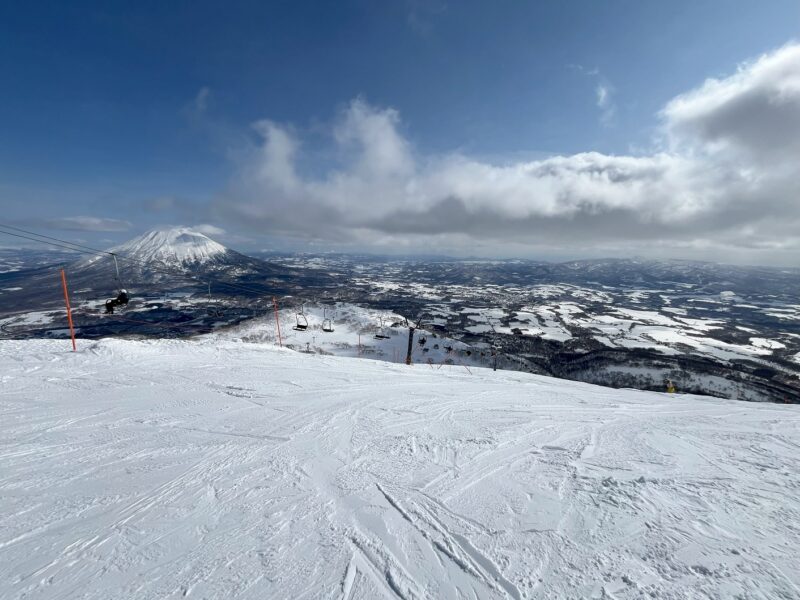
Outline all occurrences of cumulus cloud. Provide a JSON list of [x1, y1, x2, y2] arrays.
[[663, 43, 800, 163], [43, 216, 132, 232], [218, 43, 800, 263]]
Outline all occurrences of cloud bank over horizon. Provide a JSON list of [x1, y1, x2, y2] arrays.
[[217, 43, 800, 264], [39, 217, 133, 233]]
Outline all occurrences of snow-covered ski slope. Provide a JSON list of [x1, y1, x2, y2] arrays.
[[1, 339, 799, 599]]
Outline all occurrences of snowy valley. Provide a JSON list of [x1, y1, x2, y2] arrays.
[[2, 227, 799, 403]]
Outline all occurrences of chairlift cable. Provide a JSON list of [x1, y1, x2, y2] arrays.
[[0, 224, 120, 255], [0, 223, 281, 299], [0, 228, 105, 257]]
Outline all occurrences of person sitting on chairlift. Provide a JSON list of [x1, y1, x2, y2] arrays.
[[105, 289, 129, 314]]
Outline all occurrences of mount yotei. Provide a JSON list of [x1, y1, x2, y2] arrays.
[[72, 227, 310, 286]]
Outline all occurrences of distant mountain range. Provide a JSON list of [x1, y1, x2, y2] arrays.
[[3, 227, 800, 317], [1, 226, 798, 402]]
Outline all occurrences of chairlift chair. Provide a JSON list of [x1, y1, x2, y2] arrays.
[[374, 317, 390, 340], [207, 306, 225, 318], [104, 253, 130, 314], [293, 311, 309, 331], [321, 307, 334, 333]]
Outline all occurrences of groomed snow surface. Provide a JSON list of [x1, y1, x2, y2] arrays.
[[1, 339, 799, 599]]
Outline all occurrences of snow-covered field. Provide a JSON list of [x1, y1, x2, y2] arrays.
[[229, 304, 486, 369], [1, 338, 799, 599]]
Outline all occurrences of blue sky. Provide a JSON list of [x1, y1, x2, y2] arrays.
[[1, 1, 799, 264]]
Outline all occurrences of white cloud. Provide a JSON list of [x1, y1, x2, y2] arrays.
[[663, 42, 800, 162], [249, 120, 300, 193], [571, 65, 616, 126], [44, 217, 132, 232], [595, 84, 616, 125], [193, 224, 226, 236], [218, 43, 800, 264], [596, 84, 609, 107]]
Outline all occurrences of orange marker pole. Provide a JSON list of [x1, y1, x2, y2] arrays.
[[272, 297, 282, 347], [60, 269, 77, 352]]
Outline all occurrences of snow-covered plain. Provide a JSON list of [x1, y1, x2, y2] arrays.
[[1, 338, 799, 599]]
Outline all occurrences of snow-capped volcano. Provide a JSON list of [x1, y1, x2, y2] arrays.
[[52, 224, 330, 303], [63, 225, 294, 293], [110, 227, 228, 266]]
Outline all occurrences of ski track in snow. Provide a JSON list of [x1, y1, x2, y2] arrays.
[[1, 338, 799, 599]]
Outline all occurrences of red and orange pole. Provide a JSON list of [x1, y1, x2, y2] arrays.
[[60, 269, 77, 351]]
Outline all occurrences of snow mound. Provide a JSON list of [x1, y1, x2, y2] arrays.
[[1, 338, 799, 599], [110, 226, 227, 265]]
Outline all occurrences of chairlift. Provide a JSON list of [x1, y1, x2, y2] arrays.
[[104, 253, 130, 314], [207, 306, 224, 318], [374, 316, 391, 340], [206, 281, 224, 318], [293, 306, 309, 331], [322, 307, 334, 333]]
